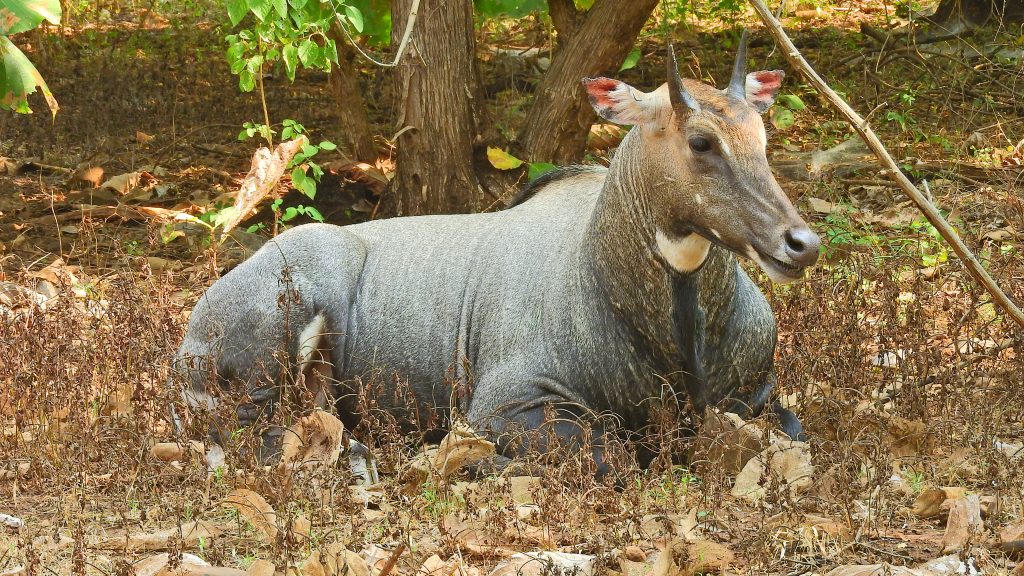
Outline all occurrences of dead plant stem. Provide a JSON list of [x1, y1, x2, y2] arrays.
[[749, 0, 1024, 329]]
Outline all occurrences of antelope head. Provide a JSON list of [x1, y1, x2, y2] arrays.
[[582, 33, 819, 283]]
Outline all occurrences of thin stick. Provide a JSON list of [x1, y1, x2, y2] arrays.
[[377, 542, 407, 576], [748, 0, 1024, 329], [336, 0, 420, 68]]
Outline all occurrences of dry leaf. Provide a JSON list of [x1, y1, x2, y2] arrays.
[[70, 165, 104, 188], [732, 440, 814, 502], [694, 408, 770, 475], [441, 514, 517, 558], [150, 441, 205, 462], [219, 137, 307, 239], [418, 555, 447, 576], [133, 552, 211, 576], [650, 540, 681, 576], [640, 508, 700, 543], [488, 552, 594, 576], [912, 487, 967, 519], [89, 520, 222, 551], [279, 410, 345, 472], [432, 424, 495, 480], [507, 476, 541, 505], [222, 489, 279, 543], [291, 515, 312, 543], [304, 542, 369, 576], [682, 541, 733, 575], [588, 124, 626, 150], [98, 382, 134, 418], [1000, 520, 1024, 557], [621, 546, 646, 563], [942, 495, 983, 553], [246, 560, 276, 576], [101, 171, 145, 194], [807, 197, 838, 214], [137, 131, 155, 144], [824, 565, 918, 576]]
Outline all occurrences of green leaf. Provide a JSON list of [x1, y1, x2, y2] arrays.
[[0, 36, 57, 115], [770, 107, 794, 130], [291, 166, 317, 198], [344, 5, 364, 33], [486, 147, 523, 170], [0, 0, 61, 35], [226, 0, 248, 26], [248, 0, 272, 21], [238, 69, 256, 92], [212, 206, 238, 229], [272, 0, 287, 18], [301, 143, 318, 158], [346, 0, 390, 46], [303, 206, 324, 222], [289, 0, 309, 9], [619, 47, 641, 72], [297, 38, 316, 67], [282, 42, 298, 81], [528, 162, 556, 181], [318, 140, 336, 151], [776, 94, 806, 111]]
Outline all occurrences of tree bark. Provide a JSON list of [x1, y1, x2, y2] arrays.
[[327, 26, 378, 163], [548, 0, 582, 46], [388, 0, 482, 215], [517, 0, 659, 166]]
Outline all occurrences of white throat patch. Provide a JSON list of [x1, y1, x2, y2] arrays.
[[655, 230, 711, 273]]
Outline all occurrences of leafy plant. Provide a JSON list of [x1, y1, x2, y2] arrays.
[[0, 0, 62, 114], [238, 119, 332, 231], [770, 93, 806, 130], [225, 0, 355, 94]]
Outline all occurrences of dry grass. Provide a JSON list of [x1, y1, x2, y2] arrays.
[[2, 2, 1024, 574]]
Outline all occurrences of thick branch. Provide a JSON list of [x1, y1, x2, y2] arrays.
[[518, 0, 659, 165], [548, 0, 581, 45], [748, 0, 1024, 329]]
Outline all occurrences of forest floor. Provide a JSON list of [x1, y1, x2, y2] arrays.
[[1, 2, 1024, 575]]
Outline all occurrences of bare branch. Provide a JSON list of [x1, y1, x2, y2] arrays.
[[748, 0, 1024, 329], [335, 0, 420, 68]]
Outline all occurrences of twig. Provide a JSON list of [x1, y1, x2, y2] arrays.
[[749, 0, 1024, 329], [377, 542, 407, 576], [336, 0, 420, 68]]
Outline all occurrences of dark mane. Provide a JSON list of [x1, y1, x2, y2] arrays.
[[505, 165, 604, 209]]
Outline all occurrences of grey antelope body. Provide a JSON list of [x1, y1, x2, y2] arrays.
[[171, 37, 820, 474]]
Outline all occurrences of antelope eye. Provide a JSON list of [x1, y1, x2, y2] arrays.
[[689, 136, 713, 153]]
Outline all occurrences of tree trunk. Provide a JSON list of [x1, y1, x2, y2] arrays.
[[517, 0, 659, 166], [388, 0, 482, 215], [928, 0, 1024, 31], [327, 26, 378, 163]]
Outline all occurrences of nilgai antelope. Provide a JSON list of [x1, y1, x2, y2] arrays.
[[170, 35, 820, 476]]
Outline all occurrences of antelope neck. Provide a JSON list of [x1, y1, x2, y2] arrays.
[[583, 129, 739, 360]]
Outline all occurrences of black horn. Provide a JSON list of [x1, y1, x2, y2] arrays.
[[667, 44, 699, 112], [727, 30, 749, 101]]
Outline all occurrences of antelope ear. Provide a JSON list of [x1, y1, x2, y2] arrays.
[[582, 77, 658, 126], [745, 70, 784, 113]]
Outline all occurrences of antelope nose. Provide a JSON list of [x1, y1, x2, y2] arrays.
[[784, 227, 820, 267]]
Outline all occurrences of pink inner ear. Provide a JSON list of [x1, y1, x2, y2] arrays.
[[751, 70, 783, 99], [584, 78, 621, 108]]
